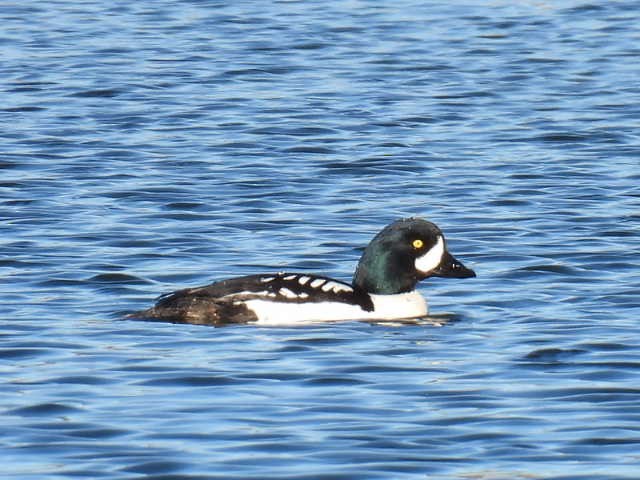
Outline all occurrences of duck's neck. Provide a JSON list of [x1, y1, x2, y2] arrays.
[[352, 251, 417, 295]]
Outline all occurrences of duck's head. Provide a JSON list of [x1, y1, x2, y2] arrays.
[[353, 217, 475, 295]]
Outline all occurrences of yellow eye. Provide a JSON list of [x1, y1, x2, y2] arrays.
[[412, 239, 424, 249]]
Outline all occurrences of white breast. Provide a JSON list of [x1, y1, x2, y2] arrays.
[[246, 291, 428, 326]]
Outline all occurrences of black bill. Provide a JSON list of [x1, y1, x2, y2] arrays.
[[431, 252, 476, 279]]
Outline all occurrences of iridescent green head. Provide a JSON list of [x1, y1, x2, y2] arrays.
[[352, 218, 475, 295]]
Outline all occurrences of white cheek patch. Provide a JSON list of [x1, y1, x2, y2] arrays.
[[415, 236, 444, 274]]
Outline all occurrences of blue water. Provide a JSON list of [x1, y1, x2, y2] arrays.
[[2, 1, 640, 478]]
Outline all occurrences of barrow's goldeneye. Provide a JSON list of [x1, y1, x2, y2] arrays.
[[126, 217, 475, 326]]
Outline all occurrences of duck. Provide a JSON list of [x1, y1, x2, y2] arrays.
[[125, 217, 475, 326]]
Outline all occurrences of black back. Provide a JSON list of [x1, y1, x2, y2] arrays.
[[155, 273, 374, 312]]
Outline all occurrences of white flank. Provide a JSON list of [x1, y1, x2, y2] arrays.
[[248, 290, 427, 326], [310, 278, 326, 288], [260, 276, 275, 283], [298, 276, 311, 285], [284, 274, 297, 280], [415, 236, 444, 274], [369, 291, 428, 319]]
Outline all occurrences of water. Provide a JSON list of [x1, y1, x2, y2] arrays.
[[2, 1, 639, 478]]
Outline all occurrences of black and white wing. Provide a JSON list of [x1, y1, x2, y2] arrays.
[[129, 273, 373, 326], [238, 273, 373, 310]]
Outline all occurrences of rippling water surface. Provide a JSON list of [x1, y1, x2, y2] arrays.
[[2, 1, 640, 478]]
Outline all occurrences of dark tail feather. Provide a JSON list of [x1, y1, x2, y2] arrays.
[[123, 308, 158, 320]]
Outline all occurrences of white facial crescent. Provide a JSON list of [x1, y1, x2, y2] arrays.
[[415, 236, 444, 274]]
